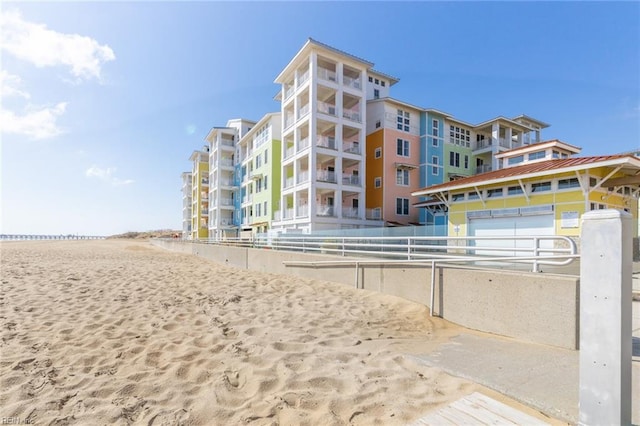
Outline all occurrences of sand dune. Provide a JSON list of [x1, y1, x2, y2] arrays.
[[1, 240, 535, 425]]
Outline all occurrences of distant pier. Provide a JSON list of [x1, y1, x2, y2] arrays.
[[0, 234, 106, 241]]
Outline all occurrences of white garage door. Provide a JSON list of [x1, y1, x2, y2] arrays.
[[468, 214, 555, 257]]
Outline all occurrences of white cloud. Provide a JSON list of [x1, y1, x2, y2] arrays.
[[1, 70, 30, 99], [86, 166, 134, 186], [0, 102, 67, 140], [0, 9, 115, 81]]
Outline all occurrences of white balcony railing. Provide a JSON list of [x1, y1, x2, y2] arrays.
[[342, 207, 359, 219], [284, 176, 295, 189], [220, 158, 234, 167], [242, 195, 253, 204], [342, 109, 361, 122], [201, 178, 209, 185], [284, 116, 294, 129], [317, 169, 337, 183], [316, 204, 335, 217], [284, 86, 295, 100], [366, 208, 382, 220], [317, 135, 336, 150], [297, 204, 309, 217], [273, 210, 281, 221], [284, 145, 295, 159], [343, 141, 360, 155], [283, 208, 294, 219], [297, 170, 309, 184], [476, 164, 492, 174], [342, 174, 360, 186], [298, 104, 309, 119], [220, 198, 233, 206], [318, 67, 337, 83], [298, 137, 310, 152], [220, 218, 233, 226], [343, 75, 361, 90], [297, 70, 309, 87], [220, 139, 234, 147], [318, 102, 336, 116]]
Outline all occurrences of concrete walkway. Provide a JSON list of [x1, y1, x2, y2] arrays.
[[410, 300, 640, 424]]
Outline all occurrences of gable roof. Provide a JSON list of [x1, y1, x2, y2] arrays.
[[412, 155, 640, 196]]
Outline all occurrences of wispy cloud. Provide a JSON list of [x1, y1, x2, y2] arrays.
[[0, 102, 67, 140], [1, 70, 30, 99], [86, 166, 134, 186], [0, 9, 115, 81]]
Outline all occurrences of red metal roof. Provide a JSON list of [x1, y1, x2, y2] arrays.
[[414, 155, 637, 194]]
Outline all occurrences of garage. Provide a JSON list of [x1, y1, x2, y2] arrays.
[[468, 210, 555, 257]]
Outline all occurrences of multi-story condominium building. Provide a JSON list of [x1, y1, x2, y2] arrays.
[[238, 113, 282, 234], [181, 172, 192, 239], [189, 148, 210, 239], [271, 38, 390, 233], [205, 118, 256, 239]]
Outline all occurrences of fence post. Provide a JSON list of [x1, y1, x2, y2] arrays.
[[579, 210, 632, 426], [532, 236, 540, 272]]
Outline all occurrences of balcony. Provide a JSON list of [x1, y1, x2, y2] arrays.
[[343, 141, 360, 155], [298, 137, 310, 152], [342, 174, 360, 186], [284, 116, 294, 129], [273, 210, 281, 221], [242, 194, 253, 204], [342, 207, 359, 219], [297, 170, 309, 184], [366, 208, 382, 220], [342, 108, 361, 123], [343, 75, 361, 90], [220, 218, 233, 226], [317, 136, 336, 150], [297, 70, 309, 87], [219, 178, 234, 187], [474, 138, 514, 151], [201, 209, 209, 216], [284, 176, 295, 189], [476, 164, 492, 174], [318, 67, 337, 83], [283, 208, 294, 220], [318, 102, 336, 116], [284, 145, 295, 159], [219, 139, 234, 148], [219, 198, 233, 207], [316, 204, 335, 217], [298, 104, 309, 119], [284, 86, 294, 100], [220, 158, 234, 167], [201, 178, 209, 186], [297, 204, 309, 217], [316, 169, 336, 183]]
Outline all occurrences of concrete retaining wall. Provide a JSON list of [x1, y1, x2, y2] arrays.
[[151, 239, 580, 350]]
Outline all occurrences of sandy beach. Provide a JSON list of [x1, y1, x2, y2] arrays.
[[1, 240, 554, 425]]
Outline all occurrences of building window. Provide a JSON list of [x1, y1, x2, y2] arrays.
[[264, 175, 268, 190], [256, 203, 261, 217], [264, 149, 268, 164], [375, 78, 379, 84], [508, 155, 524, 165], [381, 81, 385, 87], [374, 177, 381, 188], [558, 178, 580, 189], [449, 152, 460, 167], [431, 137, 438, 147], [432, 156, 439, 175], [396, 198, 409, 215], [375, 120, 381, 129], [255, 155, 262, 168], [432, 119, 439, 137], [468, 191, 480, 200], [264, 201, 267, 216], [589, 177, 597, 187], [373, 89, 380, 99], [368, 76, 373, 82], [396, 139, 409, 157], [452, 193, 464, 202], [397, 109, 410, 132], [528, 150, 545, 161], [464, 155, 469, 169], [531, 181, 551, 192], [375, 147, 382, 158], [449, 125, 471, 147], [396, 169, 409, 186], [507, 185, 523, 196], [487, 188, 503, 198]]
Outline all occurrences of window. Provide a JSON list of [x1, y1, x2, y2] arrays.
[[264, 149, 268, 164], [432, 156, 439, 175], [375, 147, 382, 158], [432, 119, 439, 137], [374, 177, 381, 188], [264, 201, 267, 216], [396, 169, 409, 186], [375, 120, 381, 129], [396, 139, 409, 156], [264, 175, 268, 190], [449, 152, 460, 167], [255, 155, 262, 168], [373, 89, 380, 99], [449, 125, 470, 147], [431, 137, 438, 147], [464, 155, 469, 169], [396, 198, 409, 215], [375, 78, 379, 84], [531, 182, 551, 192], [368, 76, 373, 82], [468, 191, 480, 200], [508, 155, 524, 165], [381, 81, 386, 87], [487, 188, 503, 198], [452, 193, 464, 202], [528, 150, 545, 161], [558, 178, 580, 189], [589, 177, 597, 187], [397, 109, 410, 132], [256, 203, 261, 217], [508, 185, 523, 196]]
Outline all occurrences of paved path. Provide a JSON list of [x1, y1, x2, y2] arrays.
[[410, 301, 640, 424]]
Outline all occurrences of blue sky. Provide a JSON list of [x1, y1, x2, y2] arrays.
[[1, 1, 638, 235]]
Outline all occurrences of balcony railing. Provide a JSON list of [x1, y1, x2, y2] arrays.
[[298, 104, 309, 119], [284, 145, 295, 159], [343, 141, 360, 155], [201, 209, 209, 216], [342, 109, 361, 123], [220, 198, 233, 206], [317, 135, 336, 150], [220, 158, 234, 167], [476, 164, 492, 174], [298, 137, 310, 152], [283, 208, 294, 220], [297, 204, 309, 217], [284, 86, 294, 100], [242, 195, 253, 204], [474, 138, 514, 150], [220, 218, 233, 226], [318, 102, 336, 116], [220, 139, 234, 147], [318, 67, 337, 83], [284, 176, 295, 189], [343, 75, 361, 90], [273, 210, 281, 221], [316, 204, 335, 217], [316, 169, 336, 183], [297, 70, 309, 87], [201, 178, 209, 185], [342, 174, 360, 186], [219, 178, 234, 187], [297, 170, 309, 184], [284, 116, 294, 129], [366, 208, 382, 220], [342, 207, 359, 219]]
